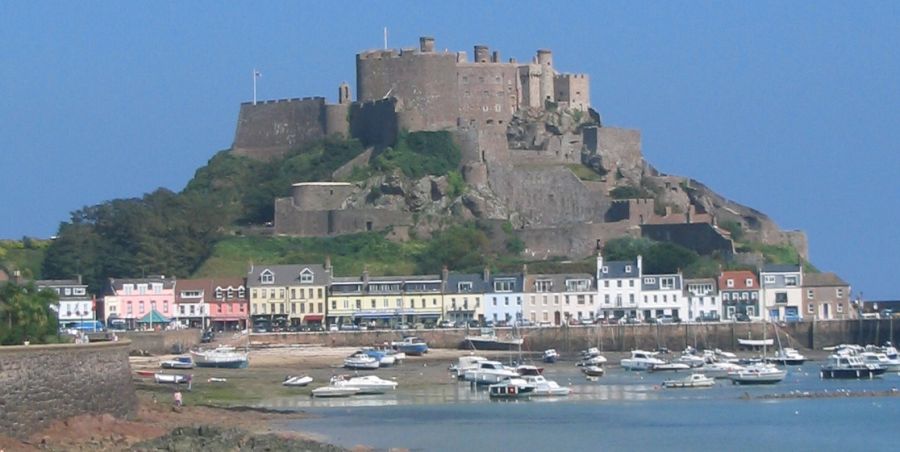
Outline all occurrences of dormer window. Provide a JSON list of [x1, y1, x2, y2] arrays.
[[458, 281, 473, 292], [644, 277, 656, 284], [785, 276, 798, 287], [727, 279, 734, 288], [300, 268, 314, 284], [601, 266, 608, 274], [238, 287, 246, 298], [494, 279, 514, 292], [260, 270, 274, 284], [215, 288, 223, 298], [625, 265, 632, 273], [745, 278, 752, 287]]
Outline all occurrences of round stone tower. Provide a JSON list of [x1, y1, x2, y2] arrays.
[[474, 45, 490, 63], [537, 49, 555, 103]]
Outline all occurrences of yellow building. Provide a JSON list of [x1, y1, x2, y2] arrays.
[[327, 272, 443, 327], [247, 264, 328, 329]]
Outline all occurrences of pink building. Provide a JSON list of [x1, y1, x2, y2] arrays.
[[176, 277, 248, 331], [103, 277, 176, 329]]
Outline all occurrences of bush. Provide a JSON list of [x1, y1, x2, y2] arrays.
[[371, 131, 461, 179]]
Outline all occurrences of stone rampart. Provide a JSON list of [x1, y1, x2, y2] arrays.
[[0, 341, 137, 439], [232, 98, 328, 160], [118, 329, 201, 354], [350, 98, 399, 147], [247, 320, 898, 354]]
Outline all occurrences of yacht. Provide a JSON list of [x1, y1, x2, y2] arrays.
[[392, 336, 429, 355], [662, 373, 715, 389], [330, 374, 398, 394], [727, 363, 786, 385], [543, 349, 560, 363], [344, 352, 380, 370], [190, 346, 249, 369], [820, 354, 886, 379], [521, 375, 571, 396], [699, 362, 746, 379], [450, 355, 489, 379], [581, 365, 605, 377], [282, 375, 313, 387], [311, 386, 358, 398], [515, 365, 543, 376], [765, 347, 808, 365], [620, 350, 665, 371], [488, 378, 535, 399], [463, 360, 519, 385], [462, 329, 524, 351], [676, 351, 706, 368], [860, 351, 900, 372], [577, 355, 608, 367]]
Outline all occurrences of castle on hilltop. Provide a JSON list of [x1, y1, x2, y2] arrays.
[[231, 36, 590, 159]]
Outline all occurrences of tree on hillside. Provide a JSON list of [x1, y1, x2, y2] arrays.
[[0, 281, 59, 345], [602, 237, 700, 274]]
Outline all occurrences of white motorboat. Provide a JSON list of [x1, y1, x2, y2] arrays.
[[450, 355, 489, 379], [860, 351, 900, 372], [582, 347, 602, 358], [190, 346, 249, 369], [651, 362, 692, 372], [515, 365, 543, 376], [488, 377, 535, 399], [820, 354, 886, 379], [282, 375, 313, 387], [463, 360, 519, 385], [620, 350, 665, 371], [577, 355, 608, 367], [738, 338, 774, 348], [154, 373, 191, 384], [582, 365, 605, 377], [543, 349, 560, 363], [311, 386, 359, 398], [699, 362, 746, 379], [727, 363, 786, 385], [344, 352, 380, 370], [663, 373, 715, 388], [714, 349, 739, 363], [765, 348, 808, 365], [521, 375, 570, 396], [463, 328, 524, 351], [331, 375, 398, 394], [676, 353, 706, 368], [160, 356, 194, 369]]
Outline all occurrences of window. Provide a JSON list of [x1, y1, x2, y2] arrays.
[[494, 280, 514, 292], [764, 275, 776, 284], [601, 266, 608, 274], [604, 281, 610, 288], [182, 290, 202, 298], [837, 303, 843, 313], [747, 306, 755, 317], [291, 289, 296, 299], [785, 276, 798, 287], [536, 280, 553, 292], [617, 280, 622, 288], [751, 292, 758, 300], [644, 277, 656, 284], [745, 279, 753, 287], [261, 270, 274, 284], [331, 301, 336, 309], [138, 284, 147, 295], [629, 280, 635, 287], [807, 289, 814, 300], [775, 292, 788, 304], [625, 265, 632, 273], [836, 288, 844, 298], [300, 269, 314, 283], [239, 287, 245, 298], [458, 282, 473, 292], [163, 301, 168, 313], [604, 294, 610, 304], [279, 289, 285, 299], [139, 301, 145, 313], [74, 288, 86, 296], [660, 277, 675, 290], [180, 305, 185, 315], [64, 288, 72, 296], [807, 304, 815, 314], [726, 279, 735, 288], [504, 297, 509, 306]]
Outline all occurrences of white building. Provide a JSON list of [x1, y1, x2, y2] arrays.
[[596, 253, 642, 321]]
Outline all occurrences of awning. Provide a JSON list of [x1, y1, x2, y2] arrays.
[[211, 317, 245, 321], [137, 309, 170, 324], [303, 315, 324, 321]]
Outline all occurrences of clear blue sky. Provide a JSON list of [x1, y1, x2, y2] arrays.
[[1, 1, 898, 299]]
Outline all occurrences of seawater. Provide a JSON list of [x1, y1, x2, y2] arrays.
[[265, 364, 900, 452]]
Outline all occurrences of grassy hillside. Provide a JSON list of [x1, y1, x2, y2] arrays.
[[0, 239, 49, 279]]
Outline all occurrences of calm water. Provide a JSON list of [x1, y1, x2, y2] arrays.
[[264, 364, 900, 451]]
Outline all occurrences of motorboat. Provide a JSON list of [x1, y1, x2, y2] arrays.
[[515, 365, 543, 376], [450, 355, 489, 379], [311, 386, 358, 398], [190, 346, 249, 369], [361, 348, 396, 367], [462, 328, 524, 351], [463, 360, 519, 385], [714, 349, 739, 363], [765, 348, 808, 365], [160, 356, 194, 369], [676, 353, 706, 368], [582, 365, 605, 377], [154, 373, 191, 384], [344, 352, 381, 370], [651, 362, 692, 372], [331, 374, 398, 394], [699, 362, 746, 379], [577, 355, 608, 367], [620, 350, 665, 371], [282, 375, 313, 387], [727, 363, 786, 385], [543, 349, 560, 363], [521, 375, 570, 396], [738, 338, 774, 348], [392, 337, 428, 355], [820, 354, 886, 379], [581, 347, 602, 359], [663, 373, 715, 389], [488, 378, 535, 399], [860, 351, 900, 372]]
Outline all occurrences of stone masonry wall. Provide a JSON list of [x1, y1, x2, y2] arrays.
[[0, 341, 138, 439], [232, 98, 327, 160], [118, 329, 201, 354]]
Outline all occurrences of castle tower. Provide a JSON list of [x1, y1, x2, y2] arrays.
[[419, 36, 435, 52], [338, 82, 351, 105], [537, 49, 555, 103], [474, 45, 490, 63]]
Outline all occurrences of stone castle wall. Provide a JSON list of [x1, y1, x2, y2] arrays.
[[350, 98, 399, 147], [0, 341, 138, 439], [231, 98, 329, 160]]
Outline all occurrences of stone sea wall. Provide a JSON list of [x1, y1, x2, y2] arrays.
[[0, 340, 137, 439], [250, 319, 899, 353], [119, 329, 202, 354]]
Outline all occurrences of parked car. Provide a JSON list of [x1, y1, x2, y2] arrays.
[[394, 323, 411, 330], [340, 324, 361, 331], [515, 319, 533, 327], [438, 320, 454, 328], [618, 316, 639, 325], [567, 318, 582, 326], [201, 330, 215, 343], [733, 313, 751, 322]]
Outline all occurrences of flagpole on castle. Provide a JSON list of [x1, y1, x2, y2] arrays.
[[252, 69, 260, 105]]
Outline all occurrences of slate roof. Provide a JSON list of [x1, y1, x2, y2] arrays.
[[598, 260, 640, 279], [760, 264, 801, 274], [802, 272, 848, 287], [523, 273, 594, 293], [246, 264, 328, 287], [445, 273, 491, 294]]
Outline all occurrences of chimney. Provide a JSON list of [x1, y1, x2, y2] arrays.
[[362, 265, 369, 284], [77, 274, 82, 285], [637, 255, 643, 275], [419, 36, 435, 52], [522, 263, 528, 275], [325, 256, 333, 274], [474, 45, 490, 63], [491, 51, 500, 63], [441, 265, 449, 283], [483, 266, 491, 282]]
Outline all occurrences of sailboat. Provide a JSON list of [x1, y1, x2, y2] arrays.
[[727, 320, 786, 385]]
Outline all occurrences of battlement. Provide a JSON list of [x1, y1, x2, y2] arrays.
[[239, 96, 325, 106]]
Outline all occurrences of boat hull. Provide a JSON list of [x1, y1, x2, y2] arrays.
[[311, 387, 358, 398], [462, 338, 524, 351], [820, 367, 886, 379], [194, 359, 248, 369]]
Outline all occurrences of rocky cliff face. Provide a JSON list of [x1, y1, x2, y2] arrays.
[[315, 107, 805, 259]]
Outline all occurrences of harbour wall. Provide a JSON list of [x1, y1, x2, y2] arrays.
[[118, 329, 201, 354], [250, 319, 899, 353], [0, 340, 137, 439]]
